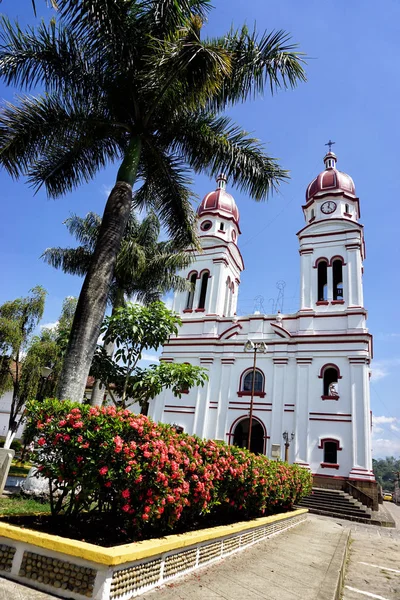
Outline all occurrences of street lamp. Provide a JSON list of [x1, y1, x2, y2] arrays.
[[38, 365, 53, 401], [282, 431, 295, 462], [244, 340, 268, 451]]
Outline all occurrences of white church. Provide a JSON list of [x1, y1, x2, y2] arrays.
[[149, 150, 377, 499]]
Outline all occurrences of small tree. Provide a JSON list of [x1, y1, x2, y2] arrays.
[[0, 293, 76, 448], [0, 286, 46, 447], [91, 302, 207, 410]]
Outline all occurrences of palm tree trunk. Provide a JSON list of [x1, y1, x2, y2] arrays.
[[90, 288, 126, 407], [57, 136, 142, 403]]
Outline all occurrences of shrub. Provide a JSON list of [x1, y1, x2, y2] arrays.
[[25, 399, 312, 537]]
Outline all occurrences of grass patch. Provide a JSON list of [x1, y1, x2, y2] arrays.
[[0, 495, 50, 516]]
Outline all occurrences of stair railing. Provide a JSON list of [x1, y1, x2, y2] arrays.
[[344, 481, 374, 509]]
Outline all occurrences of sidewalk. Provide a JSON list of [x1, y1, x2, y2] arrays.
[[0, 516, 349, 600], [142, 517, 349, 600]]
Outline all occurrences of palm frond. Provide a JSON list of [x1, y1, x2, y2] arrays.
[[0, 92, 122, 187], [134, 143, 198, 248], [0, 17, 97, 94], [165, 111, 288, 200], [41, 246, 93, 276], [209, 27, 306, 110], [64, 213, 102, 249]]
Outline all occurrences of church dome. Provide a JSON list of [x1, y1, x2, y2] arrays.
[[306, 152, 356, 201], [197, 174, 240, 225]]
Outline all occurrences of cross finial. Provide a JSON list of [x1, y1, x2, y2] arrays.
[[325, 139, 336, 152]]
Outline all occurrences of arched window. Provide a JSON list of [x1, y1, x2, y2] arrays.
[[310, 208, 315, 220], [324, 442, 338, 464], [321, 365, 340, 397], [198, 272, 209, 310], [227, 282, 234, 317], [332, 259, 343, 300], [318, 438, 342, 467], [317, 260, 328, 301], [238, 369, 265, 397], [345, 203, 349, 214], [186, 273, 197, 309]]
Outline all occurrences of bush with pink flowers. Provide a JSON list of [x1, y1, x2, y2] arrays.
[[24, 399, 312, 539]]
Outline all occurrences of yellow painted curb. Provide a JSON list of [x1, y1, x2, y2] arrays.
[[0, 508, 308, 567]]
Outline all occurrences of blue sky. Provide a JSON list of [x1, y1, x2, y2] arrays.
[[0, 0, 399, 457]]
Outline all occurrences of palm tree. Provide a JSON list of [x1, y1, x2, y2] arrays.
[[0, 0, 306, 402], [42, 208, 192, 404]]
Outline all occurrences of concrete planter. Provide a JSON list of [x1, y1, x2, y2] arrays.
[[0, 508, 307, 600]]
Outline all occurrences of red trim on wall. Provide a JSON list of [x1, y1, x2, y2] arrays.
[[187, 270, 198, 280], [312, 414, 350, 419], [308, 216, 316, 223], [331, 300, 345, 305], [318, 437, 343, 450], [343, 212, 352, 218], [195, 308, 205, 312], [164, 410, 195, 415], [313, 257, 329, 268], [165, 405, 195, 410], [321, 395, 340, 401], [318, 363, 343, 379], [311, 418, 351, 422], [316, 301, 329, 306], [329, 255, 346, 266], [183, 308, 193, 313], [228, 415, 267, 453], [238, 367, 265, 396], [297, 217, 363, 237], [320, 463, 340, 469], [198, 269, 211, 279], [229, 401, 271, 406]]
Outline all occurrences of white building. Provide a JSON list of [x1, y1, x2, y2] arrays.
[[149, 151, 377, 500]]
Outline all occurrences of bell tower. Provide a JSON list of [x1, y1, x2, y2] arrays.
[[298, 151, 365, 313], [172, 175, 244, 317]]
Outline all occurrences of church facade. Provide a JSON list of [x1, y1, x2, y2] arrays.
[[149, 152, 375, 493]]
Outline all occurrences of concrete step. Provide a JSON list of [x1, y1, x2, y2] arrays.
[[302, 496, 368, 511], [299, 502, 372, 519], [300, 505, 376, 524]]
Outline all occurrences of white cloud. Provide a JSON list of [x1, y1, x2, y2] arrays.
[[373, 426, 384, 434], [390, 423, 400, 432], [372, 415, 397, 425], [370, 358, 400, 381], [40, 321, 59, 331], [140, 353, 159, 363], [372, 437, 400, 458]]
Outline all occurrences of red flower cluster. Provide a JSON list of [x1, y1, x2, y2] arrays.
[[25, 399, 312, 535]]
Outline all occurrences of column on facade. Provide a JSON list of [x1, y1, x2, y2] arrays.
[[269, 358, 287, 459], [215, 358, 235, 441], [327, 261, 334, 302], [193, 357, 215, 439], [349, 359, 371, 472], [299, 250, 313, 309], [346, 247, 363, 307], [294, 358, 312, 467], [209, 259, 227, 315]]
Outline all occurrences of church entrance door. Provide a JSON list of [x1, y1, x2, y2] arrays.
[[232, 418, 265, 454]]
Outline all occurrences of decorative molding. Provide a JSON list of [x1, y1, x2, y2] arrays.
[[318, 363, 343, 379], [299, 248, 314, 255], [200, 358, 214, 365], [212, 258, 229, 266], [296, 357, 313, 364], [221, 358, 235, 365], [160, 357, 174, 362], [316, 300, 329, 306], [320, 462, 340, 469], [237, 391, 266, 398], [273, 357, 289, 364], [321, 395, 340, 401], [331, 300, 345, 305], [318, 437, 343, 450]]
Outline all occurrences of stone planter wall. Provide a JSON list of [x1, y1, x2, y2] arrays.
[[0, 508, 307, 600]]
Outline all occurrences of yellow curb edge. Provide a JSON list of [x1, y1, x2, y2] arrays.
[[0, 508, 308, 567]]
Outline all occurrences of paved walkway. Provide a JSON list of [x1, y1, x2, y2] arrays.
[[341, 502, 400, 600], [141, 517, 347, 600], [0, 505, 398, 600]]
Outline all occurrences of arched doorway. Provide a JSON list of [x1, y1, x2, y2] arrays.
[[231, 417, 266, 454]]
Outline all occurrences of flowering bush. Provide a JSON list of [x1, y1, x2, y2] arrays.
[[25, 399, 312, 537]]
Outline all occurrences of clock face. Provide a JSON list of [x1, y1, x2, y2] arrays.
[[321, 201, 337, 214]]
